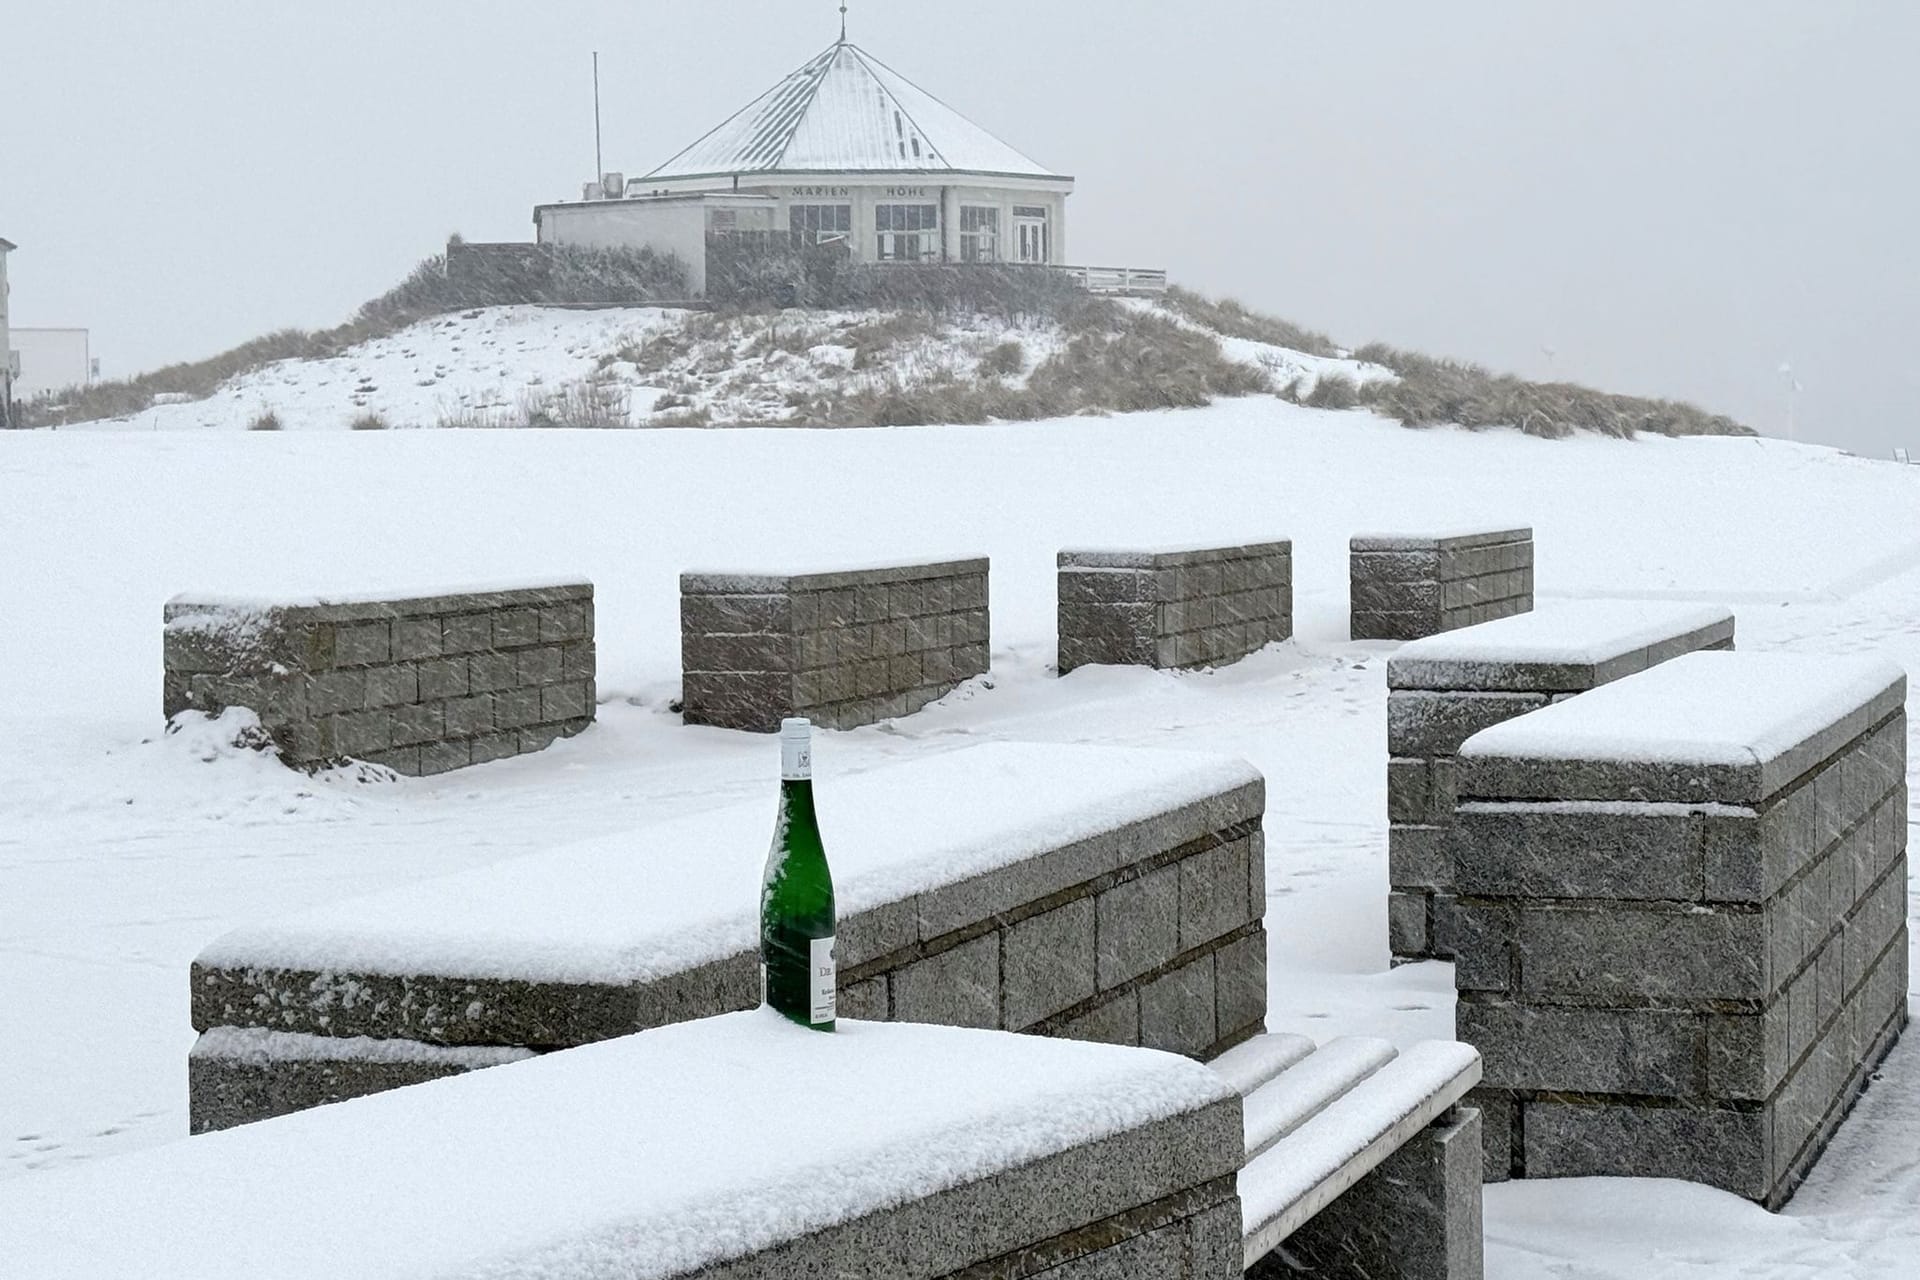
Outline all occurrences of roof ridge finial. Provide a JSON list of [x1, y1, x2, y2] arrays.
[[839, 1, 848, 43]]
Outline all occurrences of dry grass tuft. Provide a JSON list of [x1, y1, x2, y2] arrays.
[[1162, 287, 1339, 358], [1351, 343, 1749, 439]]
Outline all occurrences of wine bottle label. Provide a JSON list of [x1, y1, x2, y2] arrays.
[[781, 719, 813, 781], [810, 935, 836, 1024]]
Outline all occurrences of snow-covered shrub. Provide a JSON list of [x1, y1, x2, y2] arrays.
[[349, 412, 390, 430], [247, 409, 283, 431], [979, 340, 1026, 377], [519, 377, 632, 429], [1305, 372, 1360, 410]]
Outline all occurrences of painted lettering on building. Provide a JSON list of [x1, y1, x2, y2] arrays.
[[884, 186, 931, 198], [789, 186, 851, 198]]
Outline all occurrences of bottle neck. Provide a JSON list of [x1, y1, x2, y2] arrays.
[[779, 776, 817, 822]]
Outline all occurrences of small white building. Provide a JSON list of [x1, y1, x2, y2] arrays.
[[0, 237, 14, 428], [535, 35, 1075, 296], [11, 327, 94, 401]]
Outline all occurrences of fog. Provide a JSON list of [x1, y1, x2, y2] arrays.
[[3, 0, 1914, 453]]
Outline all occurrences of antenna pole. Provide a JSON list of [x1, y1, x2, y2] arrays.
[[593, 51, 604, 179], [840, 1, 848, 41]]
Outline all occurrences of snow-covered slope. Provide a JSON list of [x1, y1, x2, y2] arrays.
[[3, 405, 1918, 1277], [57, 303, 1387, 432]]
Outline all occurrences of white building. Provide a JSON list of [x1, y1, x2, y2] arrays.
[[0, 237, 14, 429], [535, 34, 1075, 296], [11, 327, 94, 401]]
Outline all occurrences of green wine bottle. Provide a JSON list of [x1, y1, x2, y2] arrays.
[[761, 718, 837, 1031]]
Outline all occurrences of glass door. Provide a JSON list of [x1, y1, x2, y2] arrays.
[[1014, 206, 1050, 264]]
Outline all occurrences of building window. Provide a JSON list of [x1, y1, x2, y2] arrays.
[[876, 204, 939, 262], [960, 207, 1000, 263], [1013, 205, 1051, 264], [790, 204, 852, 247]]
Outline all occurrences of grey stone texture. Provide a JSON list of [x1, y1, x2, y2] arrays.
[[190, 775, 1270, 1131], [1056, 542, 1292, 674], [681, 559, 991, 732], [176, 1032, 1245, 1280], [1254, 1106, 1484, 1280], [1351, 528, 1534, 642], [677, 1102, 1244, 1279], [185, 1034, 529, 1134], [163, 583, 596, 777], [1451, 657, 1908, 1207], [1386, 605, 1735, 963]]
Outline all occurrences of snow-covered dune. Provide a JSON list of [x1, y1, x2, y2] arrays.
[[54, 302, 1391, 433], [3, 406, 1917, 1276]]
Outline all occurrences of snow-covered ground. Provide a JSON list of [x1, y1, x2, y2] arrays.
[[53, 302, 1388, 432], [3, 397, 1918, 1277]]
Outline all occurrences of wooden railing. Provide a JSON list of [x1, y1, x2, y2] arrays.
[[1057, 265, 1171, 295]]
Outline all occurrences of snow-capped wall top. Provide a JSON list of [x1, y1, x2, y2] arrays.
[[1459, 651, 1906, 801], [1388, 600, 1736, 691], [645, 41, 1065, 181], [1, 1011, 1233, 1280], [197, 741, 1262, 982]]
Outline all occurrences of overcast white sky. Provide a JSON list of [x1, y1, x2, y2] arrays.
[[3, 1, 1915, 452]]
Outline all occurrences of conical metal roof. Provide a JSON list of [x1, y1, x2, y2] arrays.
[[645, 41, 1063, 181]]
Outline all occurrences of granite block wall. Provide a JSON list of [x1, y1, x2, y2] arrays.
[[1352, 529, 1534, 641], [1387, 604, 1735, 963], [1450, 659, 1908, 1207], [675, 1098, 1244, 1280], [163, 584, 595, 776], [681, 559, 989, 732], [189, 768, 1268, 1130], [1057, 542, 1292, 675]]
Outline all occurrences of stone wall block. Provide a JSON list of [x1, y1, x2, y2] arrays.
[[1178, 838, 1252, 951], [515, 647, 563, 688], [1058, 543, 1291, 674], [1051, 992, 1140, 1047], [1388, 690, 1547, 757], [540, 681, 591, 722], [164, 585, 596, 776], [1523, 1101, 1770, 1202], [1213, 928, 1267, 1040], [1459, 998, 1701, 1096], [1096, 864, 1181, 989], [1390, 824, 1451, 890], [1139, 956, 1217, 1057], [1388, 891, 1429, 959], [493, 608, 541, 649], [417, 656, 469, 701], [333, 708, 393, 756], [1454, 806, 1705, 900], [391, 702, 447, 749], [334, 622, 392, 668], [391, 617, 444, 662], [1450, 656, 1905, 1206], [364, 664, 420, 709], [892, 934, 1001, 1030], [308, 668, 369, 717], [683, 560, 988, 731], [1004, 898, 1098, 1030], [442, 614, 493, 655]]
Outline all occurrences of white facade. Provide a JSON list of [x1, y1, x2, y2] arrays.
[[535, 194, 778, 297], [536, 38, 1074, 289], [0, 238, 13, 427], [11, 328, 92, 401]]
